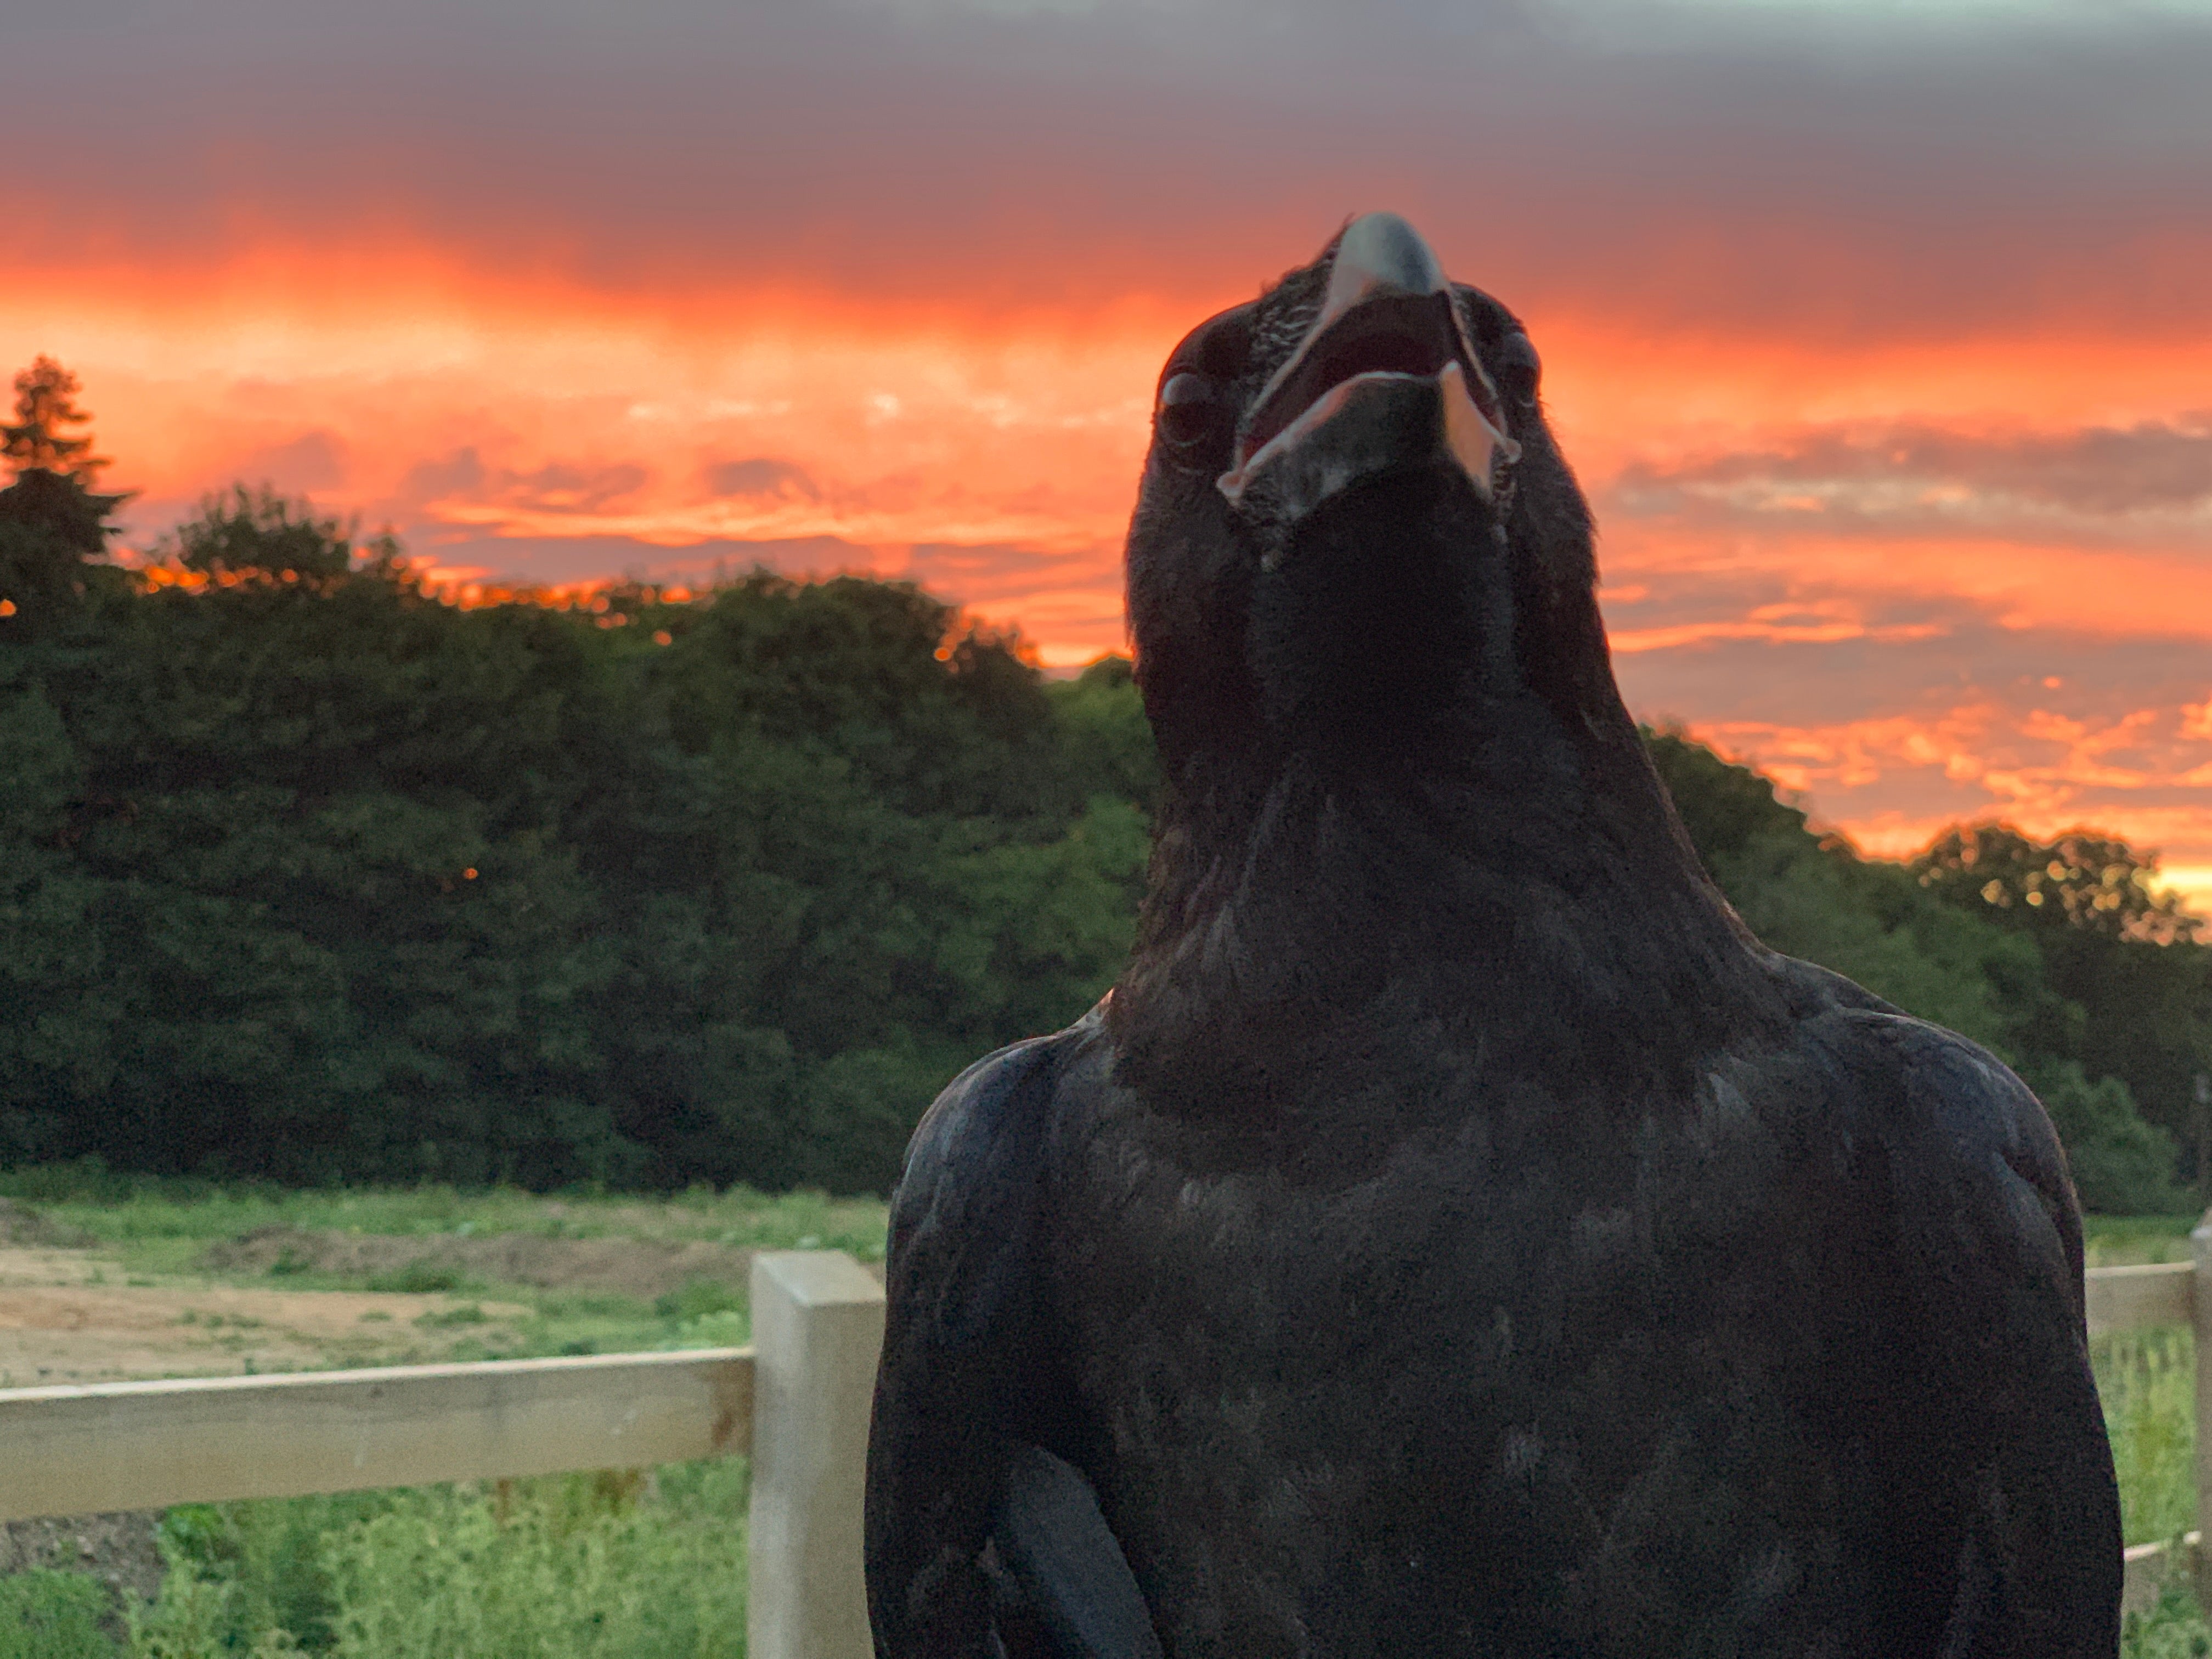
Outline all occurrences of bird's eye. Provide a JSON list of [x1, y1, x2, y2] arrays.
[[1491, 332, 1541, 406], [1156, 372, 1226, 457]]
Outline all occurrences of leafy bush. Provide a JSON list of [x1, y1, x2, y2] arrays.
[[2032, 1064, 2190, 1217]]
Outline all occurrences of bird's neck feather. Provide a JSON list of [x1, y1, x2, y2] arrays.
[[1108, 695, 1782, 1121]]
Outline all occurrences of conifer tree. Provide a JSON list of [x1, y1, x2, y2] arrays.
[[0, 358, 131, 623], [2, 356, 108, 477]]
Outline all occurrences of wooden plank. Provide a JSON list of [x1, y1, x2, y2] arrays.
[[748, 1251, 885, 1659], [0, 1347, 752, 1523], [2085, 1261, 2196, 1336]]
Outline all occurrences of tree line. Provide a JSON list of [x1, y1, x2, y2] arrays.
[[2, 358, 2206, 1205]]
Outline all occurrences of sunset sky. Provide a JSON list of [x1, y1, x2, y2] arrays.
[[8, 0, 2212, 901]]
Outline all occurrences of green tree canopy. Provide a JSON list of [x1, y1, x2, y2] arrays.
[[1, 425, 2204, 1206], [1914, 824, 2199, 944], [165, 485, 368, 584]]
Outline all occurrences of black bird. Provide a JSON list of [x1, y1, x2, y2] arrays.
[[866, 213, 2121, 1658]]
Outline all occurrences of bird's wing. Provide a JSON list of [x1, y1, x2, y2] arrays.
[[866, 1006, 1152, 1659], [1831, 1008, 2123, 1657], [995, 1443, 1165, 1659]]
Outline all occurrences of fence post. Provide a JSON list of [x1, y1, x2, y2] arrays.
[[2192, 1211, 2212, 1602], [748, 1250, 887, 1659]]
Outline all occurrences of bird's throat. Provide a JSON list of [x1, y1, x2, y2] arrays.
[[1109, 746, 1779, 1135]]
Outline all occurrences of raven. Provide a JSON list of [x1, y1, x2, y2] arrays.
[[866, 213, 2121, 1657]]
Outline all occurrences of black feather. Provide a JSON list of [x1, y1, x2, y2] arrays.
[[991, 1445, 1166, 1659], [866, 217, 2122, 1658]]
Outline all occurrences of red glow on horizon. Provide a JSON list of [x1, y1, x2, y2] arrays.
[[8, 239, 2211, 900]]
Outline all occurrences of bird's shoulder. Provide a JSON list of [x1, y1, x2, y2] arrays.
[[885, 1002, 1108, 1342], [1768, 953, 2083, 1312]]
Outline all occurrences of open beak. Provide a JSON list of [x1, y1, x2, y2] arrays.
[[1218, 212, 1520, 521]]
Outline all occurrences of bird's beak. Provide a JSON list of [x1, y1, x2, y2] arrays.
[[1218, 212, 1520, 522]]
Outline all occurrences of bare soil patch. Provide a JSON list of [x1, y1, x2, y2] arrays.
[[201, 1225, 754, 1301], [0, 1509, 166, 1616], [0, 1248, 527, 1385]]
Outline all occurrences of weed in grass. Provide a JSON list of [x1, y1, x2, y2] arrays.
[[672, 1311, 749, 1349], [534, 1295, 652, 1322], [2124, 1576, 2212, 1657], [364, 1264, 471, 1296], [0, 1570, 116, 1659], [653, 1280, 743, 1322], [125, 1464, 748, 1658], [412, 1305, 489, 1330]]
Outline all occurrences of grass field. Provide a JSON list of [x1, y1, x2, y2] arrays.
[[0, 1167, 889, 1383], [2, 1463, 752, 1658], [2086, 1214, 2203, 1268], [0, 1179, 2202, 1654]]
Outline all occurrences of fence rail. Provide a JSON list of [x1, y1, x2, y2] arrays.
[[1, 1235, 2201, 1639], [0, 1249, 884, 1659]]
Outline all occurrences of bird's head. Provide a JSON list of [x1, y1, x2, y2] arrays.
[[1126, 212, 1610, 778], [1113, 216, 1777, 1109]]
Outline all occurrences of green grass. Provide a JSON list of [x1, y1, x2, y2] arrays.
[[125, 1462, 749, 1658], [0, 1162, 888, 1262], [2096, 1325, 2197, 1546], [0, 1169, 890, 1369], [2087, 1215, 2204, 1268], [2094, 1323, 2212, 1656], [0, 1571, 117, 1659], [2129, 1576, 2212, 1658]]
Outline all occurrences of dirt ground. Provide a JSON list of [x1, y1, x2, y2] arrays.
[[0, 1246, 530, 1387], [0, 1198, 784, 1623], [200, 1224, 757, 1301], [0, 1508, 166, 1622]]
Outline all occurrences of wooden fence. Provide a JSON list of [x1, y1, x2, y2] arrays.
[[2085, 1217, 2212, 1617], [0, 1250, 887, 1659], [3, 1237, 2201, 1641]]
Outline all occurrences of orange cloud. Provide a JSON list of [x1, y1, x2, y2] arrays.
[[11, 233, 2212, 877]]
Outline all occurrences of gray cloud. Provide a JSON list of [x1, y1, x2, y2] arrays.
[[497, 461, 649, 513], [8, 0, 2212, 336], [233, 428, 349, 493], [387, 450, 647, 514], [396, 447, 488, 504], [1607, 417, 2212, 539], [394, 532, 870, 586], [705, 458, 819, 501]]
